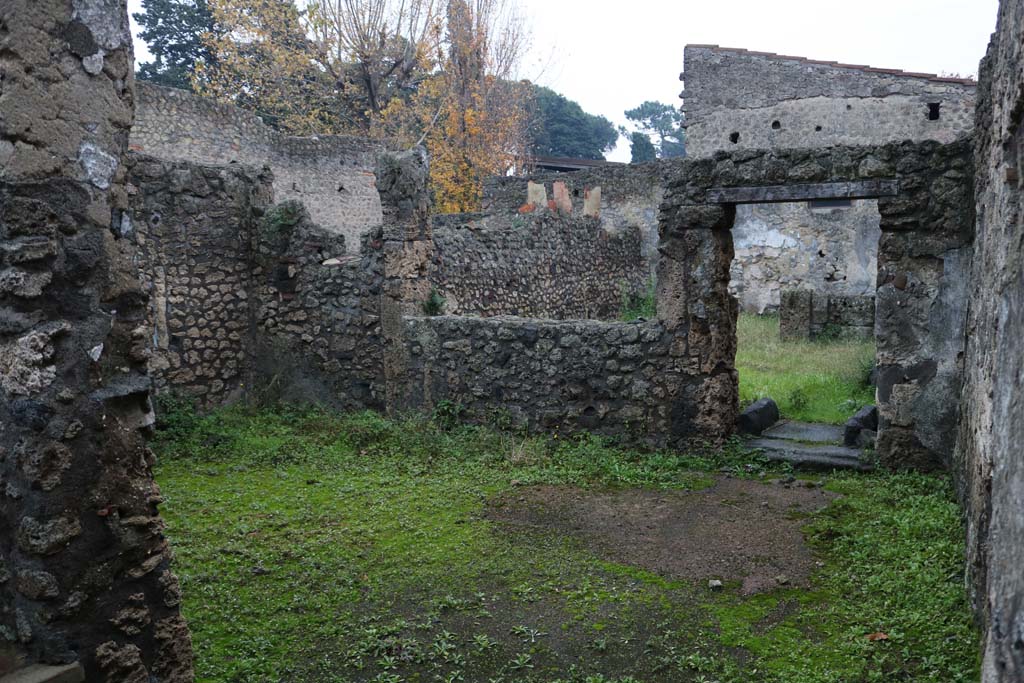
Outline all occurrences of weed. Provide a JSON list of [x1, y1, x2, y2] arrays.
[[423, 288, 447, 316], [619, 277, 657, 321]]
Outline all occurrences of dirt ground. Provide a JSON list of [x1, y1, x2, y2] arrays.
[[488, 476, 837, 594]]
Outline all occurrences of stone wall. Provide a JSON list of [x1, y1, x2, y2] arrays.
[[954, 0, 1024, 679], [131, 82, 385, 252], [399, 316, 693, 445], [730, 199, 880, 313], [483, 162, 665, 279], [127, 153, 389, 412], [0, 0, 192, 678], [428, 212, 648, 320], [660, 140, 975, 470], [683, 46, 977, 158], [779, 290, 875, 341], [129, 155, 273, 406], [683, 46, 977, 314]]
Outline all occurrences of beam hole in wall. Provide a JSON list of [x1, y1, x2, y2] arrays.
[[729, 132, 740, 144], [772, 120, 782, 130], [928, 103, 941, 121], [815, 125, 823, 132]]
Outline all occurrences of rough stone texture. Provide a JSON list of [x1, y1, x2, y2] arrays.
[[779, 289, 875, 340], [127, 153, 388, 411], [731, 200, 880, 313], [428, 212, 648, 320], [737, 397, 779, 435], [684, 46, 976, 314], [483, 162, 665, 280], [0, 0, 192, 679], [130, 83, 384, 252], [954, 0, 1024, 679], [251, 204, 386, 411], [128, 155, 272, 406], [683, 46, 976, 158], [661, 140, 974, 470], [399, 316, 706, 445]]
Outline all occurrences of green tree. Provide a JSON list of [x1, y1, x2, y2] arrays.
[[624, 100, 685, 158], [627, 131, 657, 163], [529, 85, 619, 160], [133, 0, 219, 90]]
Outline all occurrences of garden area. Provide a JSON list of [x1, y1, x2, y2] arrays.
[[154, 399, 977, 682], [735, 313, 876, 425]]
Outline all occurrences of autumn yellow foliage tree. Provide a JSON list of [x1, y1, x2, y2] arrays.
[[196, 0, 532, 211]]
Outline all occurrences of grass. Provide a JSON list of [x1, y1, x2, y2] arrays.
[[736, 313, 875, 424], [154, 403, 978, 683]]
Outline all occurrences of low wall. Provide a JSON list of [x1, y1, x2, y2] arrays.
[[398, 316, 702, 445], [779, 290, 875, 340], [429, 212, 648, 320], [131, 83, 384, 252]]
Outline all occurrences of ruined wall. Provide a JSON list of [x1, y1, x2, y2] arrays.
[[683, 46, 976, 314], [483, 162, 665, 278], [399, 317, 693, 445], [129, 155, 272, 406], [730, 200, 880, 313], [429, 212, 647, 320], [954, 0, 1024, 679], [131, 83, 384, 252], [779, 290, 875, 341], [0, 0, 192, 678], [250, 206, 386, 411], [683, 46, 976, 157], [127, 154, 388, 411], [661, 140, 974, 470]]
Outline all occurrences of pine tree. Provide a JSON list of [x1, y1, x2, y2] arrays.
[[134, 0, 219, 90]]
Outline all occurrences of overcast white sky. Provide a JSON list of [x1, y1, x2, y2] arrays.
[[127, 0, 1000, 161]]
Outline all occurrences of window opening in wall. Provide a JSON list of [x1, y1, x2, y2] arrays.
[[729, 132, 740, 144], [808, 198, 853, 211], [928, 103, 941, 120], [772, 120, 782, 130]]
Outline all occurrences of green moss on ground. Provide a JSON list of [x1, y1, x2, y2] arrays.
[[154, 406, 977, 682], [736, 313, 876, 424]]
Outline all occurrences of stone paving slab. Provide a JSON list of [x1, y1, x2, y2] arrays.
[[763, 421, 845, 444], [747, 437, 874, 471], [0, 664, 84, 683]]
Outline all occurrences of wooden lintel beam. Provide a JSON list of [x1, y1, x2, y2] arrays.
[[706, 179, 899, 204]]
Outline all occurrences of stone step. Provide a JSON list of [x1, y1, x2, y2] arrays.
[[0, 664, 84, 683], [747, 437, 874, 471], [762, 420, 845, 444]]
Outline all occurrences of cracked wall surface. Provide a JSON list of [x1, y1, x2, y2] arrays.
[[0, 0, 192, 679]]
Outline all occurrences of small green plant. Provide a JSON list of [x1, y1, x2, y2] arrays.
[[619, 277, 657, 320], [432, 400, 465, 430], [259, 200, 304, 247], [423, 288, 446, 316], [787, 386, 809, 412]]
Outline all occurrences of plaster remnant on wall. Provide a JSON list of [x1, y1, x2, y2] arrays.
[[79, 143, 118, 190]]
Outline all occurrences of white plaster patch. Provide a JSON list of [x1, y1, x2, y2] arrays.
[[88, 344, 104, 362], [72, 0, 131, 51], [79, 142, 118, 190]]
